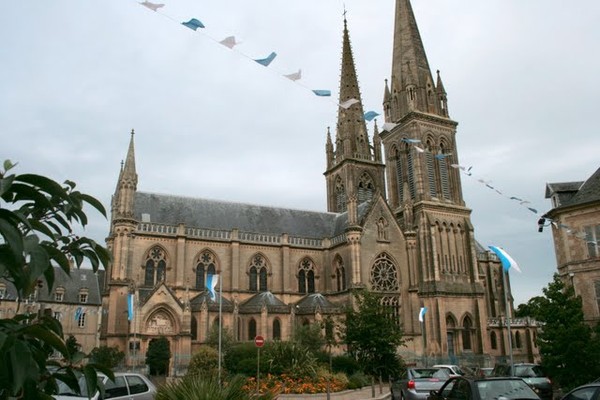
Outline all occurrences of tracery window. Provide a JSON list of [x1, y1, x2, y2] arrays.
[[195, 251, 217, 291], [357, 173, 374, 204], [335, 176, 347, 212], [298, 258, 316, 294], [144, 246, 167, 286], [381, 296, 401, 326], [438, 142, 451, 200], [334, 256, 346, 292], [370, 253, 399, 291], [249, 255, 268, 292]]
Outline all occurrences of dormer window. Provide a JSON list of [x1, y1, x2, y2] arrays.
[[79, 289, 89, 304], [55, 287, 65, 302]]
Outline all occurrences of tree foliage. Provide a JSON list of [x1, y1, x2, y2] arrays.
[[342, 290, 405, 378], [514, 296, 546, 318], [146, 336, 171, 376], [155, 374, 275, 400], [90, 345, 126, 369], [263, 341, 318, 378], [532, 274, 600, 390], [65, 335, 81, 358], [206, 324, 234, 354], [293, 322, 325, 354], [187, 346, 219, 379], [0, 160, 112, 399]]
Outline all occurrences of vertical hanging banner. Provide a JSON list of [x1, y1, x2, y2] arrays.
[[127, 293, 135, 321]]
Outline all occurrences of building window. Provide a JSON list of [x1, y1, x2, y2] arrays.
[[54, 311, 63, 321], [335, 177, 347, 212], [462, 316, 472, 351], [515, 331, 522, 349], [490, 331, 497, 350], [334, 256, 346, 292], [381, 296, 401, 327], [249, 255, 268, 292], [394, 147, 403, 205], [370, 253, 399, 291], [79, 290, 88, 304], [55, 290, 64, 302], [273, 319, 281, 340], [298, 258, 316, 294], [357, 173, 374, 204], [144, 246, 167, 286], [78, 312, 86, 328], [195, 251, 217, 290], [248, 319, 257, 340], [585, 225, 600, 258]]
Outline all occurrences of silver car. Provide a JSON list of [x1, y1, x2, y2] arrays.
[[54, 372, 157, 400], [392, 368, 451, 400]]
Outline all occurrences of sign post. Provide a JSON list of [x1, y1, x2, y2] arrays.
[[255, 335, 265, 393]]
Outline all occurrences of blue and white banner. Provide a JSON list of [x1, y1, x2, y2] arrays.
[[127, 293, 135, 321]]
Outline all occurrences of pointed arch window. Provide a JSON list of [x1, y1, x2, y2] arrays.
[[195, 251, 217, 291], [273, 319, 281, 340], [407, 149, 416, 199], [438, 143, 451, 200], [462, 316, 473, 351], [248, 319, 257, 341], [335, 177, 347, 212], [425, 140, 437, 197], [249, 255, 268, 292], [191, 316, 198, 341], [143, 246, 167, 287], [490, 331, 498, 350], [298, 258, 316, 294], [370, 253, 399, 291], [357, 173, 374, 204], [515, 331, 522, 349], [394, 147, 404, 206], [334, 256, 346, 292]]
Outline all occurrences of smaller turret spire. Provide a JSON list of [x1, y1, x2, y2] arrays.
[[123, 129, 137, 178]]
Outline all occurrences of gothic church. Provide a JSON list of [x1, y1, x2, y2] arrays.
[[102, 0, 538, 370]]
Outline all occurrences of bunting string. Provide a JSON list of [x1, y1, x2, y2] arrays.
[[136, 2, 382, 120], [387, 133, 596, 247]]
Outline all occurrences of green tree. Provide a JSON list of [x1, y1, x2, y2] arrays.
[[534, 274, 600, 390], [0, 160, 112, 399], [90, 345, 126, 369], [342, 290, 405, 379], [514, 296, 546, 318], [65, 335, 81, 357], [293, 322, 325, 354], [146, 336, 171, 376], [206, 324, 234, 354], [187, 346, 219, 379]]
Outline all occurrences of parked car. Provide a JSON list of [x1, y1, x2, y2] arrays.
[[491, 363, 552, 400], [474, 367, 493, 378], [560, 382, 600, 400], [392, 367, 451, 400], [427, 376, 541, 400], [432, 364, 466, 377], [54, 372, 157, 400]]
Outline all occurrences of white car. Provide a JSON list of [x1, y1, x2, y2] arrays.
[[54, 372, 157, 400], [432, 364, 465, 377]]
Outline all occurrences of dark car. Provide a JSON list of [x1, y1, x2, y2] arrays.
[[492, 363, 552, 400], [427, 376, 541, 400], [392, 368, 451, 400], [560, 382, 600, 400]]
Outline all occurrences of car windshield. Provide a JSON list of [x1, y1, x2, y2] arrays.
[[56, 374, 103, 397], [514, 365, 546, 378], [476, 379, 539, 400]]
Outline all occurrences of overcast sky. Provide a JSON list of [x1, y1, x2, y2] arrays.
[[2, 1, 599, 306]]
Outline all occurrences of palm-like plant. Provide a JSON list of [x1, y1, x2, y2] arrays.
[[155, 374, 275, 400]]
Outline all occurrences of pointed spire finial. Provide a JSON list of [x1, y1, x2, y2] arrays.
[[131, 128, 135, 136]]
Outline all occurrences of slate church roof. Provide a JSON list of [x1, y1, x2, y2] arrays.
[[134, 192, 372, 239], [546, 166, 600, 209]]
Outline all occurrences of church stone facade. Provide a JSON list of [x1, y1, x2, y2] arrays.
[[101, 0, 538, 371]]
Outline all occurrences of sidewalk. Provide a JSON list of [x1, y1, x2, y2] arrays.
[[277, 385, 391, 400]]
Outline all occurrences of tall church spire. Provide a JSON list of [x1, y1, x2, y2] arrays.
[[324, 15, 386, 213], [335, 17, 371, 161], [387, 0, 448, 120], [112, 129, 138, 220]]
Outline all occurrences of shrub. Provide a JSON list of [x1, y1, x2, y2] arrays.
[[332, 354, 360, 375], [347, 371, 370, 389], [263, 341, 318, 378], [156, 374, 275, 400], [187, 346, 219, 379], [224, 343, 264, 376]]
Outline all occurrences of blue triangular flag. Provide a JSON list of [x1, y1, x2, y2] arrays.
[[364, 111, 380, 121], [488, 245, 522, 273], [312, 89, 331, 97], [254, 52, 277, 67], [419, 307, 427, 322], [206, 274, 219, 301], [182, 18, 205, 31]]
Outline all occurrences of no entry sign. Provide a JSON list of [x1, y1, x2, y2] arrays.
[[254, 335, 265, 347]]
